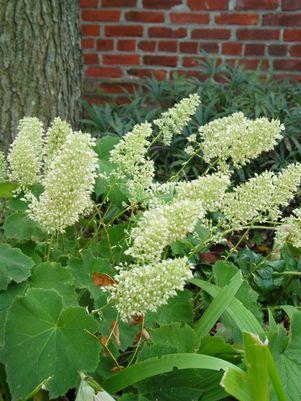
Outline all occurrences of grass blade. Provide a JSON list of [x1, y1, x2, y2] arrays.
[[221, 368, 251, 401], [244, 332, 269, 401], [190, 279, 264, 335], [194, 271, 243, 337], [101, 353, 243, 394], [267, 349, 287, 401]]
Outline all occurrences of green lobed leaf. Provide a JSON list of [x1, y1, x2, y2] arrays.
[[0, 283, 27, 346], [0, 244, 35, 290], [199, 336, 241, 364], [95, 135, 120, 160], [67, 250, 114, 306], [138, 323, 197, 362], [119, 394, 151, 401], [3, 212, 45, 241], [1, 288, 100, 400], [0, 182, 18, 198], [269, 312, 301, 401], [30, 262, 78, 306], [145, 290, 194, 326]]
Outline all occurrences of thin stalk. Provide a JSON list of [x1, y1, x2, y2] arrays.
[[84, 330, 122, 371], [46, 233, 56, 261], [127, 316, 145, 367]]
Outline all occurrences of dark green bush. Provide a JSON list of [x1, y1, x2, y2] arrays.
[[82, 61, 301, 181]]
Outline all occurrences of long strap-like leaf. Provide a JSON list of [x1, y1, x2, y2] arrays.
[[194, 271, 243, 337], [190, 278, 264, 335], [101, 353, 244, 394]]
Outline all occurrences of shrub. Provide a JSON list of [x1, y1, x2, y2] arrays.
[[82, 62, 301, 181]]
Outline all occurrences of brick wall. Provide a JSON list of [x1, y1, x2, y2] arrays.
[[81, 0, 301, 102]]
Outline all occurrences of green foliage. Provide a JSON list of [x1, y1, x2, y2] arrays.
[[3, 212, 45, 241], [2, 82, 301, 401], [82, 62, 301, 180], [0, 244, 34, 290], [1, 288, 100, 400], [269, 312, 301, 401]]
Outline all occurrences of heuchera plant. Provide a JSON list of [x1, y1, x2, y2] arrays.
[[0, 96, 300, 401]]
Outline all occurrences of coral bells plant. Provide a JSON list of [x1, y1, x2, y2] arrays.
[[0, 96, 301, 401]]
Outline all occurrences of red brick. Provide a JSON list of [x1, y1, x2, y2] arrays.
[[273, 73, 301, 81], [138, 41, 156, 52], [236, 29, 279, 40], [82, 10, 120, 22], [215, 13, 259, 25], [80, 0, 98, 7], [244, 44, 265, 56], [117, 40, 136, 51], [227, 58, 269, 69], [170, 13, 209, 24], [103, 54, 140, 65], [143, 0, 182, 9], [179, 42, 198, 53], [263, 14, 301, 26], [102, 0, 136, 5], [128, 68, 167, 80], [273, 59, 301, 71], [192, 28, 231, 39], [222, 42, 242, 55], [172, 70, 210, 80], [235, 0, 278, 9], [290, 45, 301, 57], [188, 0, 228, 10], [82, 25, 100, 37], [143, 55, 178, 67], [158, 41, 178, 52], [83, 54, 98, 64], [183, 56, 206, 67], [86, 67, 122, 78], [282, 0, 301, 10], [268, 44, 288, 56], [149, 27, 187, 38], [96, 39, 114, 51], [83, 96, 105, 106], [125, 11, 164, 23], [105, 25, 143, 37], [284, 29, 301, 41], [99, 82, 138, 94], [82, 38, 95, 49], [199, 42, 219, 53]]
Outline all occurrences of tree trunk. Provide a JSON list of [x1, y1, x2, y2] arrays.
[[0, 0, 82, 150]]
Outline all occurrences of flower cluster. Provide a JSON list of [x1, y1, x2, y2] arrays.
[[221, 163, 301, 229], [44, 117, 72, 168], [154, 94, 201, 145], [199, 112, 284, 169], [27, 131, 98, 233], [8, 117, 44, 187], [127, 199, 204, 262], [175, 172, 230, 211], [275, 208, 301, 248], [0, 151, 7, 182], [108, 257, 192, 321], [109, 122, 154, 202], [146, 181, 177, 208]]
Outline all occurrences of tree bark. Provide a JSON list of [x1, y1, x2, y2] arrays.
[[0, 0, 82, 150]]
